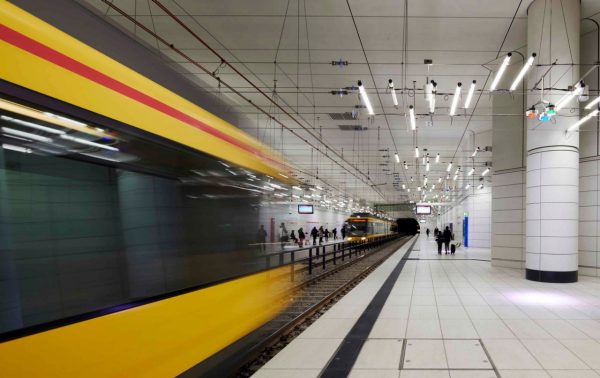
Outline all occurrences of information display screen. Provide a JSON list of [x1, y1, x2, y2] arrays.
[[298, 204, 314, 214], [416, 205, 432, 215]]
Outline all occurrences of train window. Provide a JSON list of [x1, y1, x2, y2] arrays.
[[0, 97, 296, 334]]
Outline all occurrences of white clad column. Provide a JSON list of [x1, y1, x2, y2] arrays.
[[526, 0, 580, 282]]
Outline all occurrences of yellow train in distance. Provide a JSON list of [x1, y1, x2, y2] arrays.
[[345, 212, 397, 241]]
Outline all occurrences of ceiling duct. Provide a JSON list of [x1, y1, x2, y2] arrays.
[[338, 124, 367, 131], [328, 112, 356, 121]]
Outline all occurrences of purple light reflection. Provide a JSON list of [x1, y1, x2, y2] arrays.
[[505, 290, 580, 307]]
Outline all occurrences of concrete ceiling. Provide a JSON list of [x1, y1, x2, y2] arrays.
[[79, 0, 600, 205]]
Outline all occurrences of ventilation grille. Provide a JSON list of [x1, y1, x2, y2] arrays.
[[328, 112, 356, 120], [338, 124, 367, 131]]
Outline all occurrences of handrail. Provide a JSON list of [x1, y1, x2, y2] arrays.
[[260, 234, 400, 278]]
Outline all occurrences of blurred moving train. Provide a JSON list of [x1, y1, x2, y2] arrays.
[[0, 2, 407, 377]]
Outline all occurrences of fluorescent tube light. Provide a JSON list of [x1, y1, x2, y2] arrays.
[[567, 109, 600, 132], [449, 83, 462, 116], [358, 80, 374, 115], [490, 53, 512, 91], [510, 53, 536, 91], [464, 80, 476, 108], [409, 105, 416, 130]]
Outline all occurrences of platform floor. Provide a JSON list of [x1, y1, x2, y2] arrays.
[[253, 235, 600, 378]]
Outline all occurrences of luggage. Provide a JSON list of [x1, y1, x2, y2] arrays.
[[450, 244, 456, 254]]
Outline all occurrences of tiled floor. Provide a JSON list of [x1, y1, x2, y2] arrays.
[[253, 236, 600, 378]]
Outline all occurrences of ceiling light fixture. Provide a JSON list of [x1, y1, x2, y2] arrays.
[[409, 105, 416, 130], [447, 162, 453, 172], [556, 81, 584, 111], [395, 153, 400, 163], [426, 161, 430, 171], [464, 80, 476, 108], [472, 147, 480, 157], [404, 161, 408, 170], [468, 168, 475, 176], [567, 109, 600, 132], [465, 183, 470, 189], [415, 146, 419, 158], [481, 167, 490, 176], [490, 52, 512, 91], [449, 82, 462, 116], [358, 80, 374, 115], [435, 153, 440, 163], [429, 81, 437, 113], [388, 79, 398, 107], [585, 96, 600, 110], [510, 53, 536, 91]]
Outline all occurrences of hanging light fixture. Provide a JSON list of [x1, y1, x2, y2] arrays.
[[510, 53, 536, 91], [490, 52, 511, 91], [438, 177, 442, 183], [426, 160, 430, 171], [447, 162, 453, 172], [435, 153, 440, 163], [449, 82, 462, 116], [409, 105, 416, 130], [472, 147, 480, 157], [357, 80, 374, 115], [478, 183, 484, 189], [404, 161, 408, 170], [388, 79, 398, 107], [465, 183, 470, 189], [395, 153, 400, 163], [464, 80, 477, 108], [481, 167, 490, 176], [468, 168, 475, 176], [415, 146, 420, 158]]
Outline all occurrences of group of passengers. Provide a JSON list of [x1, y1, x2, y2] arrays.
[[426, 226, 454, 255], [257, 223, 347, 251]]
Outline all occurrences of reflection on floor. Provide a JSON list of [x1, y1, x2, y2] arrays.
[[253, 235, 600, 378]]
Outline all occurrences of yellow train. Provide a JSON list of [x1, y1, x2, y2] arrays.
[[345, 213, 396, 241], [0, 2, 294, 377]]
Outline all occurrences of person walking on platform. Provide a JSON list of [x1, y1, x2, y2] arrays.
[[290, 230, 297, 245], [311, 227, 318, 245], [443, 226, 452, 254], [298, 228, 305, 247], [325, 228, 330, 242], [318, 226, 324, 245], [426, 228, 430, 238], [278, 222, 288, 249], [257, 225, 267, 252], [332, 228, 338, 240], [341, 225, 346, 240], [434, 227, 439, 237], [436, 231, 443, 255]]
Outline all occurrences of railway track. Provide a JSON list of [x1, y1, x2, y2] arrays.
[[236, 236, 411, 377]]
